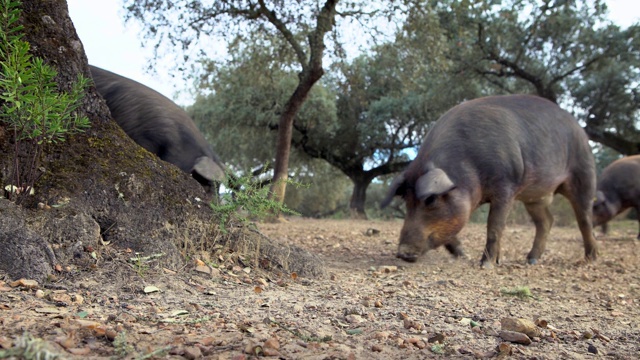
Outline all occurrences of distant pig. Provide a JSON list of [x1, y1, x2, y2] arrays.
[[592, 155, 640, 239], [381, 95, 598, 267], [89, 65, 225, 191]]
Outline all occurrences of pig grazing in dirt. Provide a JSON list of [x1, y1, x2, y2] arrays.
[[89, 65, 226, 191], [593, 155, 640, 239], [382, 94, 598, 267]]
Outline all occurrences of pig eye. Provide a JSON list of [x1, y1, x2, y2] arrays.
[[424, 195, 436, 206]]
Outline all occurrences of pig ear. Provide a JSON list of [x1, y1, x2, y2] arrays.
[[380, 173, 406, 209], [416, 168, 455, 201], [193, 156, 226, 183], [594, 190, 606, 205]]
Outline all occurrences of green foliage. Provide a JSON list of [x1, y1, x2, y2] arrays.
[[113, 332, 134, 358], [211, 171, 300, 232], [423, 0, 640, 154], [0, 0, 90, 202], [500, 286, 534, 300]]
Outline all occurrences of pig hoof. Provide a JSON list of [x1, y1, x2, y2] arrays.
[[396, 253, 418, 263], [527, 258, 538, 265], [480, 261, 494, 269]]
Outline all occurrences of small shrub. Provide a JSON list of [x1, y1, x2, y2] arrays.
[[0, 0, 90, 204], [210, 172, 300, 232]]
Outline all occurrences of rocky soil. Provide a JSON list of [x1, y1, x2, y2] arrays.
[[1, 218, 639, 359]]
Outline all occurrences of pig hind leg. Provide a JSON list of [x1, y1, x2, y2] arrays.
[[481, 198, 514, 268], [557, 177, 598, 261], [523, 194, 554, 265]]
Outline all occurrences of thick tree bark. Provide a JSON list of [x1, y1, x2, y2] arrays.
[[270, 73, 321, 204], [0, 0, 324, 281], [349, 176, 373, 220]]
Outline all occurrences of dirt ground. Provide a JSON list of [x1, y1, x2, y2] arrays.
[[1, 218, 639, 359]]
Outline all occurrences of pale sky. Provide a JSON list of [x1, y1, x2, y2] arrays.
[[67, 0, 639, 106]]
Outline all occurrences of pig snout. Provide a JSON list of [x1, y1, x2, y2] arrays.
[[396, 224, 431, 262]]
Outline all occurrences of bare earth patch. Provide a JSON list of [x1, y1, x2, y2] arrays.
[[1, 218, 639, 359]]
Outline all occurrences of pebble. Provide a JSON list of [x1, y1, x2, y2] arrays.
[[499, 330, 532, 345], [183, 346, 202, 359]]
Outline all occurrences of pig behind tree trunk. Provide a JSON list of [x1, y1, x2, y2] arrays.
[[89, 65, 226, 192], [382, 94, 598, 267], [593, 155, 640, 239]]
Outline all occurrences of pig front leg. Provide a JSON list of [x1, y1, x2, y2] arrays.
[[481, 198, 514, 268], [445, 237, 466, 258]]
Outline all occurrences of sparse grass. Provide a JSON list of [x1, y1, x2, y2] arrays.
[[113, 332, 134, 358], [430, 343, 446, 354], [500, 286, 534, 299]]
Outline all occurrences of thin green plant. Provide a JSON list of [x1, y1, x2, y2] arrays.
[[211, 171, 302, 233], [500, 285, 536, 299], [0, 0, 90, 204]]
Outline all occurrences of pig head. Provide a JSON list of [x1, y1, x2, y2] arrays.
[[381, 165, 469, 261], [89, 65, 225, 190]]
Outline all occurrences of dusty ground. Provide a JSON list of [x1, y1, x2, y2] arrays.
[[1, 218, 639, 359]]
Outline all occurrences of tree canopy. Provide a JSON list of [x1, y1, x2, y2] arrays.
[[416, 0, 640, 153]]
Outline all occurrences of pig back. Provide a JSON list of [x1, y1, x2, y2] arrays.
[[413, 95, 592, 195], [598, 155, 640, 205], [89, 65, 223, 177]]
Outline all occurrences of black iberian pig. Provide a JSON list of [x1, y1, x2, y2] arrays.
[[89, 65, 225, 191], [382, 94, 598, 267], [593, 155, 640, 239]]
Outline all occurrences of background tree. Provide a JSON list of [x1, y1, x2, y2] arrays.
[[125, 0, 394, 206], [416, 0, 640, 154]]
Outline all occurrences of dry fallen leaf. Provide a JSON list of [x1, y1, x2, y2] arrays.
[[67, 347, 91, 356], [10, 279, 38, 289], [143, 286, 161, 294]]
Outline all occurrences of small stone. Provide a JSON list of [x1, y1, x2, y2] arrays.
[[499, 330, 532, 345], [183, 346, 202, 360], [428, 333, 446, 344], [379, 265, 398, 273], [371, 344, 383, 352], [373, 331, 390, 341], [72, 293, 84, 304], [501, 317, 542, 338], [263, 337, 280, 351], [195, 265, 211, 274], [587, 343, 598, 354], [497, 342, 512, 355], [345, 314, 365, 324]]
